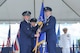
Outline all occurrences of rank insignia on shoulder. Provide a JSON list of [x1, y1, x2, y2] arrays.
[[47, 19, 50, 22]]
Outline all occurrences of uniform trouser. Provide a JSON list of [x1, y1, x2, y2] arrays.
[[47, 41, 56, 53], [62, 48, 70, 53], [20, 44, 32, 53]]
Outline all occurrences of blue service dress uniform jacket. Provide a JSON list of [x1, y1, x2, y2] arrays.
[[20, 20, 35, 53], [31, 25, 39, 53], [41, 16, 56, 53]]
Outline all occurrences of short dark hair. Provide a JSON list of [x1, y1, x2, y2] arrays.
[[30, 18, 37, 22]]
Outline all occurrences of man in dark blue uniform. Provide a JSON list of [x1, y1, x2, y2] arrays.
[[20, 11, 39, 53], [39, 7, 56, 53]]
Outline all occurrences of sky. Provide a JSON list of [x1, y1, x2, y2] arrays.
[[0, 23, 80, 47]]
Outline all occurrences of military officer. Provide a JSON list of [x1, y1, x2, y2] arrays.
[[30, 18, 39, 53], [30, 18, 38, 34], [20, 11, 39, 53], [59, 28, 71, 53], [38, 7, 57, 53]]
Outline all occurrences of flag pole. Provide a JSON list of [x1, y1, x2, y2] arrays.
[[33, 24, 43, 53], [34, 0, 36, 18], [6, 0, 11, 47], [42, 0, 47, 53], [42, 0, 44, 3], [33, 0, 46, 53], [73, 40, 75, 53], [8, 13, 11, 47]]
